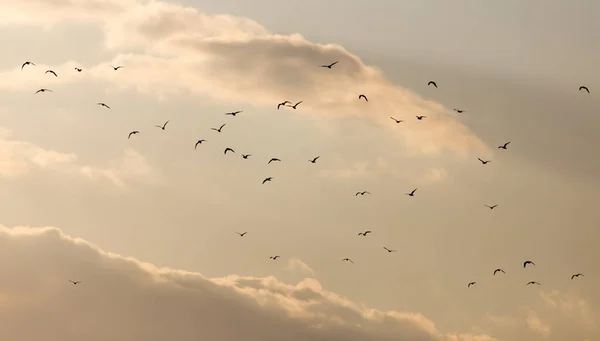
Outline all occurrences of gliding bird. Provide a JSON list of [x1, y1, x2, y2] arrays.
[[358, 94, 368, 102], [319, 61, 338, 69], [211, 124, 226, 132], [155, 120, 169, 130]]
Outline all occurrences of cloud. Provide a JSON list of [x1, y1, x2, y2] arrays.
[[0, 225, 496, 341], [526, 310, 551, 337], [319, 157, 399, 179], [0, 0, 487, 157], [418, 167, 448, 184], [286, 258, 315, 276]]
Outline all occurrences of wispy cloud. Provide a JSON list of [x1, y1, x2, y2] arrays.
[[286, 258, 315, 276], [526, 310, 551, 337]]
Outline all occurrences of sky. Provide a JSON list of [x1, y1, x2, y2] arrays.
[[0, 0, 598, 340]]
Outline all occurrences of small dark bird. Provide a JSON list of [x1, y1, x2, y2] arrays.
[[579, 86, 590, 93], [211, 123, 226, 132], [416, 116, 426, 120], [35, 88, 52, 94], [355, 191, 370, 196], [453, 109, 465, 113], [498, 142, 511, 149], [155, 120, 169, 130], [524, 260, 535, 268], [493, 268, 506, 275], [242, 154, 251, 159], [194, 140, 206, 149], [224, 148, 235, 155], [406, 188, 417, 197], [383, 247, 396, 253], [236, 232, 247, 237], [357, 230, 372, 236], [128, 131, 139, 139], [110, 65, 123, 70], [270, 256, 280, 260], [358, 94, 368, 102], [478, 158, 491, 165], [571, 273, 584, 280], [309, 156, 320, 163], [468, 282, 476, 288], [262, 177, 272, 184], [277, 101, 291, 109], [342, 258, 354, 263], [75, 67, 82, 72], [268, 158, 281, 164], [287, 101, 303, 109], [527, 281, 541, 286], [428, 81, 437, 88], [97, 102, 110, 109], [21, 61, 35, 69], [484, 204, 498, 210], [225, 111, 242, 116], [45, 70, 58, 77], [390, 117, 403, 123], [319, 61, 338, 69], [68, 280, 81, 285]]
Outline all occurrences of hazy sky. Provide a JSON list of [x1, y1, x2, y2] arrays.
[[0, 1, 598, 340]]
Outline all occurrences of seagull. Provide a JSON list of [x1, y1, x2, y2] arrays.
[[97, 102, 110, 109], [355, 191, 370, 196], [357, 230, 372, 236], [524, 260, 535, 268], [309, 156, 320, 163], [262, 177, 272, 184], [68, 280, 81, 285], [110, 65, 123, 70], [478, 158, 491, 165], [236, 232, 247, 237], [268, 158, 281, 164], [406, 188, 417, 197], [287, 101, 303, 109], [194, 140, 206, 149], [211, 123, 226, 133], [269, 256, 280, 260], [242, 154, 251, 159], [277, 101, 291, 109], [225, 111, 242, 116], [128, 131, 139, 139], [21, 61, 35, 69], [453, 109, 465, 113], [390, 117, 403, 123], [155, 120, 169, 130], [358, 94, 368, 102], [498, 142, 511, 149], [319, 61, 338, 69], [428, 81, 437, 88], [493, 268, 506, 275], [74, 67, 82, 72], [224, 148, 235, 155], [45, 70, 58, 77], [35, 88, 52, 94], [416, 116, 426, 120], [484, 204, 498, 210], [571, 273, 584, 280], [468, 282, 476, 288], [579, 86, 590, 93], [342, 258, 354, 264], [383, 247, 397, 253], [527, 281, 541, 286]]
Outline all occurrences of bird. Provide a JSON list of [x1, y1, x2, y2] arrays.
[[390, 117, 403, 123], [155, 120, 169, 130], [358, 94, 368, 102], [453, 109, 465, 113], [406, 188, 417, 197], [484, 204, 498, 210], [194, 140, 206, 149], [468, 282, 476, 288], [478, 158, 491, 165], [97, 102, 110, 109], [493, 268, 506, 275], [524, 260, 535, 268], [268, 158, 281, 164], [242, 154, 251, 159], [319, 61, 338, 69], [277, 101, 291, 109], [287, 101, 303, 109], [262, 177, 272, 184], [309, 156, 320, 163], [110, 65, 123, 70], [45, 70, 58, 77], [74, 67, 82, 72], [571, 273, 584, 280], [527, 281, 541, 286], [225, 111, 242, 116], [68, 280, 81, 285], [383, 247, 396, 253], [224, 148, 235, 155], [269, 256, 280, 260], [357, 230, 372, 236], [416, 115, 426, 120], [211, 123, 226, 133], [579, 86, 590, 93], [498, 142, 511, 149], [21, 61, 35, 69], [427, 81, 437, 88], [34, 88, 52, 94], [355, 191, 370, 196], [342, 258, 354, 263], [128, 131, 139, 139], [236, 232, 247, 237]]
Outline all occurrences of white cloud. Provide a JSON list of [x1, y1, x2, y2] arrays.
[[418, 167, 448, 184], [287, 258, 316, 276], [319, 157, 398, 179], [526, 310, 551, 337]]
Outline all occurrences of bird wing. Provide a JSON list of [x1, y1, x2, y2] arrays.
[[219, 123, 226, 130], [163, 121, 169, 128], [21, 62, 27, 69], [330, 61, 338, 67]]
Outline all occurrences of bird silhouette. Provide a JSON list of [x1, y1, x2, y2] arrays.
[[287, 101, 303, 109], [498, 142, 511, 149], [194, 140, 206, 149], [128, 131, 139, 139], [357, 230, 372, 236], [269, 256, 280, 260], [342, 258, 354, 263], [416, 116, 426, 120], [277, 101, 291, 109], [262, 177, 272, 184], [45, 70, 58, 77], [493, 268, 506, 275], [225, 111, 242, 116], [478, 158, 491, 165], [34, 88, 52, 94], [155, 120, 169, 130], [527, 281, 541, 286], [224, 148, 235, 155], [383, 247, 396, 253], [110, 65, 123, 70], [309, 156, 320, 163], [484, 204, 498, 210], [453, 109, 465, 113], [390, 117, 403, 123], [21, 61, 35, 69], [468, 282, 476, 288], [97, 102, 110, 109], [406, 188, 417, 196], [524, 260, 535, 268], [355, 191, 370, 196], [242, 154, 251, 159], [74, 67, 82, 72], [428, 81, 437, 88], [236, 232, 247, 237], [211, 123, 226, 132], [579, 86, 590, 93], [571, 273, 584, 280], [358, 94, 368, 102], [268, 158, 281, 164], [319, 61, 338, 69], [68, 280, 81, 285]]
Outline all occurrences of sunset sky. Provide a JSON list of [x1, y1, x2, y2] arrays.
[[0, 1, 598, 340]]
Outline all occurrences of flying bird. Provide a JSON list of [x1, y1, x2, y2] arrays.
[[268, 158, 281, 164], [428, 81, 437, 88], [110, 65, 123, 70], [225, 111, 242, 116], [35, 88, 52, 94], [478, 158, 491, 165], [21, 61, 35, 69], [416, 116, 426, 120], [287, 101, 303, 109], [211, 123, 226, 132], [270, 256, 280, 260], [571, 273, 584, 280], [493, 268, 506, 275], [242, 154, 251, 159], [498, 142, 511, 149], [357, 230, 372, 236], [45, 70, 58, 77], [383, 247, 396, 253], [224, 148, 235, 155], [319, 61, 338, 69], [68, 280, 81, 285], [390, 117, 403, 123], [342, 258, 354, 263], [358, 94, 368, 102], [155, 120, 169, 130], [236, 232, 247, 237], [406, 188, 417, 197], [194, 140, 206, 149], [527, 281, 541, 286], [97, 102, 110, 109], [74, 67, 82, 72], [468, 282, 476, 288], [128, 131, 139, 139], [484, 204, 498, 210], [579, 86, 590, 93], [309, 156, 320, 163], [355, 191, 370, 196], [277, 101, 291, 109], [453, 109, 465, 113], [524, 260, 535, 268], [262, 177, 272, 184]]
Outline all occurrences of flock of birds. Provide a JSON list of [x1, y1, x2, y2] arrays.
[[19, 59, 591, 288]]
